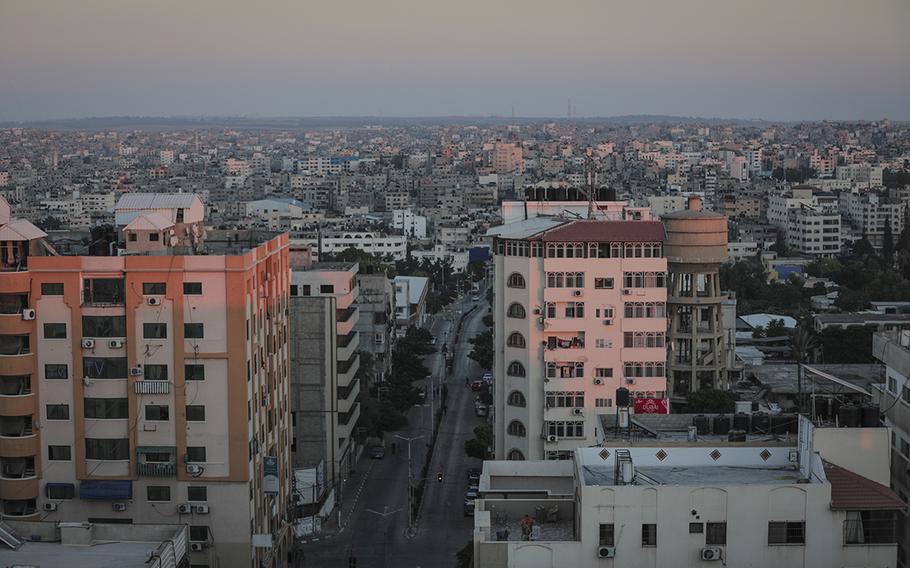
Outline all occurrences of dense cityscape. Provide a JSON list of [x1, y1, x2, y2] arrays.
[[2, 1, 910, 568]]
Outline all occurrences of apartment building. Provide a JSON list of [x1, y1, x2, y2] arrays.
[[785, 205, 842, 257], [839, 191, 905, 251], [837, 164, 884, 188], [490, 141, 524, 175], [872, 331, 910, 566], [0, 196, 293, 568], [289, 260, 361, 495], [489, 217, 668, 460], [353, 273, 395, 384], [393, 276, 429, 334], [766, 187, 814, 228], [472, 416, 901, 568], [306, 231, 407, 262]]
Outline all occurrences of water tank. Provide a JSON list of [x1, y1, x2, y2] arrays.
[[752, 412, 770, 434], [812, 397, 829, 421], [838, 405, 861, 428], [727, 429, 747, 442], [693, 415, 710, 436], [733, 413, 750, 432], [713, 415, 731, 435], [861, 405, 880, 428]]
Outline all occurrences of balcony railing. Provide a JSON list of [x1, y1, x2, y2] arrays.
[[338, 354, 359, 375], [137, 462, 177, 477], [338, 378, 360, 400], [338, 403, 360, 426], [338, 306, 357, 323], [843, 515, 898, 545], [135, 381, 171, 394], [337, 331, 358, 348]]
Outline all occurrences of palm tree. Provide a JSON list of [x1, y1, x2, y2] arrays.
[[791, 320, 820, 411]]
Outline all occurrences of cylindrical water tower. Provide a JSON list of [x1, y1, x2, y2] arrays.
[[663, 196, 729, 404]]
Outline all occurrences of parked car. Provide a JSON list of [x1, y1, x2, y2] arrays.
[[463, 498, 475, 517], [467, 468, 481, 483], [465, 489, 478, 501], [482, 372, 493, 384], [470, 380, 484, 391]]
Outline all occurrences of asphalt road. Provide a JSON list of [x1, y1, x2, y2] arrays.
[[299, 289, 489, 568]]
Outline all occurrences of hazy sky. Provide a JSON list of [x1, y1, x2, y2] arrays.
[[1, 0, 909, 121]]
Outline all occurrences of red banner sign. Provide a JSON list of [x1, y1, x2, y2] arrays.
[[634, 397, 670, 414]]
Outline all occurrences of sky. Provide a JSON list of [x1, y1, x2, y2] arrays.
[[1, 0, 909, 122]]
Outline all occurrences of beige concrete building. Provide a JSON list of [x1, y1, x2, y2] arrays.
[[0, 196, 293, 568]]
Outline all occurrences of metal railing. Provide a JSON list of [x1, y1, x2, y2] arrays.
[[843, 518, 898, 545]]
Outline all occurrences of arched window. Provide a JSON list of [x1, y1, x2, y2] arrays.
[[507, 420, 526, 437], [507, 303, 526, 319], [507, 272, 526, 289], [507, 391, 526, 407], [508, 449, 526, 461], [506, 332, 526, 348], [507, 361, 526, 377]]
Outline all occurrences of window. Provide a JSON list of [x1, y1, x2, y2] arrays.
[[887, 376, 897, 393], [903, 385, 910, 405], [507, 303, 526, 319], [186, 405, 206, 421], [623, 271, 667, 288], [48, 445, 71, 461], [507, 361, 526, 377], [43, 323, 67, 339], [187, 486, 207, 501], [184, 282, 203, 295], [45, 364, 68, 380], [545, 391, 584, 408], [320, 284, 335, 294], [143, 323, 167, 339], [594, 278, 614, 289], [83, 278, 125, 305], [184, 323, 204, 339], [599, 524, 615, 546], [149, 233, 160, 242], [564, 302, 584, 318], [46, 404, 69, 420], [185, 364, 205, 381], [546, 362, 584, 378], [624, 362, 666, 378], [545, 302, 556, 318], [507, 391, 527, 407], [706, 522, 727, 545], [507, 420, 526, 437], [186, 447, 206, 462], [506, 332, 526, 348], [145, 405, 169, 421], [624, 332, 666, 348], [41, 283, 64, 295], [144, 365, 168, 381], [189, 526, 209, 542], [83, 357, 128, 379], [595, 368, 614, 378], [595, 398, 613, 407], [624, 302, 666, 318], [545, 421, 585, 438], [507, 273, 526, 288], [642, 523, 657, 546], [46, 484, 74, 500], [82, 316, 126, 337], [689, 522, 703, 533], [147, 486, 171, 502], [302, 285, 311, 296], [507, 449, 525, 460], [768, 521, 805, 544], [143, 282, 166, 295], [84, 398, 128, 419], [85, 438, 129, 460], [144, 452, 172, 463]]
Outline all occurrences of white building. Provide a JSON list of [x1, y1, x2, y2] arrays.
[[839, 191, 904, 251], [392, 209, 427, 239], [785, 205, 841, 257], [837, 164, 884, 188], [393, 275, 429, 333], [472, 417, 902, 568], [295, 231, 408, 262]]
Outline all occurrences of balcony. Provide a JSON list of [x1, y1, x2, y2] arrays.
[[0, 335, 30, 356], [0, 457, 38, 500], [338, 402, 360, 428], [338, 378, 360, 414], [336, 306, 359, 336], [337, 331, 359, 362], [337, 353, 360, 388], [0, 433, 39, 458], [136, 446, 178, 477], [1, 498, 38, 519], [137, 462, 177, 477], [135, 381, 171, 395]]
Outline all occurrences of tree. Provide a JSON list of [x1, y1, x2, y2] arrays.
[[37, 216, 62, 231], [464, 423, 492, 459], [685, 389, 736, 413], [468, 330, 493, 370], [751, 325, 766, 339], [790, 322, 820, 410], [456, 540, 473, 568], [883, 217, 894, 263], [765, 318, 788, 338], [834, 287, 870, 312], [852, 237, 875, 259]]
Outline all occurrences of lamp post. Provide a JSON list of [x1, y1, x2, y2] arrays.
[[394, 434, 424, 536]]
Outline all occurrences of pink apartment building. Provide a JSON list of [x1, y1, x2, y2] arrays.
[[491, 217, 668, 460]]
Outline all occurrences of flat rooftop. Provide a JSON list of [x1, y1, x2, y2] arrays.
[[581, 464, 802, 487], [8, 539, 165, 568], [745, 363, 881, 396]]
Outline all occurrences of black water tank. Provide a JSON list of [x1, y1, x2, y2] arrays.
[[771, 414, 796, 435], [693, 415, 710, 436], [713, 415, 731, 435], [752, 412, 770, 434], [616, 387, 630, 408], [861, 405, 880, 428], [733, 413, 750, 432], [838, 405, 861, 427], [727, 429, 747, 442]]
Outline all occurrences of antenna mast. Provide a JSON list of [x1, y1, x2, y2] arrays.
[[585, 149, 599, 219]]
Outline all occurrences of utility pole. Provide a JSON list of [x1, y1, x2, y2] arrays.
[[394, 434, 424, 536]]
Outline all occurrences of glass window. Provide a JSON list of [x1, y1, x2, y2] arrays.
[[143, 323, 167, 339], [143, 282, 167, 295], [48, 445, 71, 461], [507, 273, 526, 288], [84, 398, 129, 419], [45, 364, 68, 380], [187, 486, 207, 501], [642, 523, 657, 546], [144, 365, 168, 381], [506, 332, 526, 348], [320, 284, 335, 294], [85, 438, 129, 460], [145, 405, 170, 421], [184, 323, 204, 339], [43, 323, 67, 339], [46, 484, 74, 500], [594, 278, 614, 289], [507, 391, 526, 407], [185, 364, 205, 381], [83, 278, 125, 304], [768, 521, 805, 544], [83, 357, 128, 379], [507, 361, 526, 377], [46, 404, 69, 420], [41, 283, 64, 295], [82, 316, 126, 337], [184, 282, 203, 295], [599, 524, 615, 546], [189, 526, 209, 542], [186, 405, 206, 421], [147, 486, 171, 502], [706, 522, 727, 545], [186, 447, 206, 462], [507, 420, 526, 437], [507, 303, 526, 319]]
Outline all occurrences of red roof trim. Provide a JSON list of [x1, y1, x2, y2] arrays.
[[541, 220, 666, 243]]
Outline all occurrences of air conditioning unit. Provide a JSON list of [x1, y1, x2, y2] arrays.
[[109, 339, 124, 349], [603, 319, 613, 326], [546, 435, 558, 443], [178, 503, 193, 514], [112, 502, 127, 512], [701, 547, 722, 561], [129, 367, 143, 376], [43, 502, 58, 512], [622, 289, 632, 295], [21, 309, 36, 320], [572, 289, 583, 297], [186, 464, 203, 475], [190, 542, 206, 552], [147, 297, 162, 306], [597, 546, 616, 558], [593, 378, 604, 385], [194, 504, 210, 514], [81, 338, 95, 349], [573, 408, 584, 416], [625, 378, 636, 385]]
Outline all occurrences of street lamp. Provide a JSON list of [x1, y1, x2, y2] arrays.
[[393, 434, 424, 536]]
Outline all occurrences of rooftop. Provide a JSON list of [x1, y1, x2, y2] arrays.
[[744, 363, 881, 397], [542, 220, 665, 243], [581, 464, 802, 486], [824, 460, 905, 510]]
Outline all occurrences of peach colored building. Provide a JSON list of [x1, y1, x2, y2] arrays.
[[490, 217, 668, 460], [0, 196, 293, 568]]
